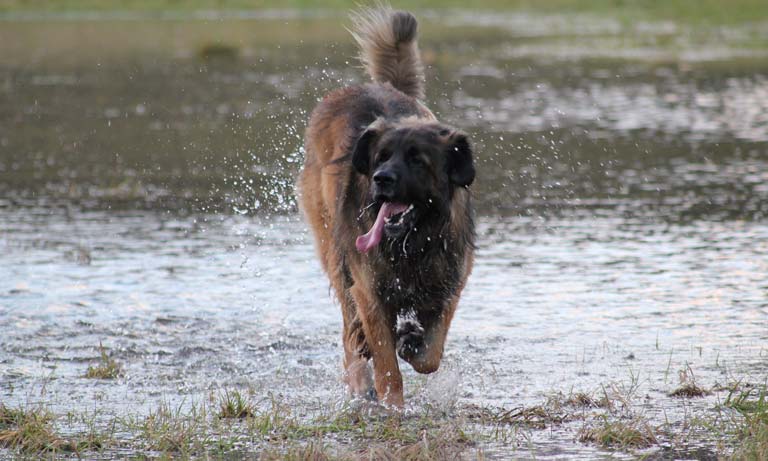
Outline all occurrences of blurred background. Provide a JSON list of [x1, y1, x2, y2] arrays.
[[1, 1, 767, 458], [2, 0, 767, 218]]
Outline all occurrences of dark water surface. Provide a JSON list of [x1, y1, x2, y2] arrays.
[[1, 13, 767, 459]]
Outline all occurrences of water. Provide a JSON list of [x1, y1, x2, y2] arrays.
[[1, 13, 767, 459]]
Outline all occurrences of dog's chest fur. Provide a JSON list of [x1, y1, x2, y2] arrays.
[[370, 227, 465, 313]]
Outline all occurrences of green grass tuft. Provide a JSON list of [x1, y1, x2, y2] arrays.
[[727, 387, 768, 459], [217, 390, 255, 419], [84, 342, 123, 379], [130, 400, 210, 454], [0, 403, 102, 454]]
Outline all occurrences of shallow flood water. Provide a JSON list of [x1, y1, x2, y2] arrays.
[[1, 12, 768, 459]]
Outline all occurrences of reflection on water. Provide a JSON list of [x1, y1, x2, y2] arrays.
[[1, 14, 767, 458]]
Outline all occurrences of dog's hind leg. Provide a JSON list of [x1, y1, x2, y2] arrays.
[[341, 296, 375, 400]]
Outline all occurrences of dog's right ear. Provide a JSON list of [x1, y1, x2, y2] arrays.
[[351, 120, 385, 175]]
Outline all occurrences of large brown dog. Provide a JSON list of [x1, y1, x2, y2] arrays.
[[298, 6, 475, 407]]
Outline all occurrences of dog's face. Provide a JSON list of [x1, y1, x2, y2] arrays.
[[352, 120, 475, 245]]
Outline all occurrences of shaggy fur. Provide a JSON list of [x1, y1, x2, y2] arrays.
[[349, 5, 425, 99], [298, 5, 475, 407]]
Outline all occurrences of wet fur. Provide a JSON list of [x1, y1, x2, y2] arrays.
[[349, 5, 425, 99], [298, 6, 475, 407]]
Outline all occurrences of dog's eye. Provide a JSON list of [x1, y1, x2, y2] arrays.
[[377, 149, 391, 162], [409, 155, 427, 167], [406, 147, 427, 167]]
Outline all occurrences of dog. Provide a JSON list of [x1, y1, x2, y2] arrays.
[[298, 5, 475, 407]]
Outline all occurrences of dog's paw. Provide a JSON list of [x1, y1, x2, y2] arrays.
[[397, 331, 424, 362], [396, 314, 425, 362]]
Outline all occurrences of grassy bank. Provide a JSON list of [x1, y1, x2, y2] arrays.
[[0, 354, 764, 459], [1, 0, 768, 25], [2, 381, 766, 459]]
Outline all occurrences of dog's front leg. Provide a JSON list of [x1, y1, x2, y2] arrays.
[[398, 295, 459, 374], [350, 283, 403, 407]]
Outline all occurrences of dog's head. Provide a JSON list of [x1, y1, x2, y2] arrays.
[[352, 119, 475, 253]]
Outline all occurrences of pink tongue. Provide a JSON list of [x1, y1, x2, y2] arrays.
[[356, 202, 409, 253]]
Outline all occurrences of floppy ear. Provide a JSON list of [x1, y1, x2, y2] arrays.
[[351, 125, 380, 175], [446, 132, 475, 187]]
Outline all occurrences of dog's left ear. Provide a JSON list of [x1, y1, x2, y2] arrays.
[[351, 120, 385, 175], [446, 131, 475, 187]]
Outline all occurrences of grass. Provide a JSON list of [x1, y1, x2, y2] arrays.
[[466, 403, 570, 430], [564, 392, 609, 408], [1, 375, 762, 458], [462, 386, 663, 451], [1, 0, 767, 26], [0, 403, 103, 454], [259, 441, 336, 461], [0, 404, 60, 452], [257, 423, 471, 461], [734, 420, 768, 460], [140, 403, 204, 453], [670, 383, 710, 398], [682, 382, 768, 459], [669, 363, 710, 398], [0, 397, 555, 458], [217, 390, 255, 419], [83, 342, 123, 380], [578, 415, 657, 449], [115, 394, 476, 458], [109, 390, 476, 458], [727, 386, 768, 460], [570, 373, 661, 450]]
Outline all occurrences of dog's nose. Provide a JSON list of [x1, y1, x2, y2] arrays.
[[373, 170, 397, 187]]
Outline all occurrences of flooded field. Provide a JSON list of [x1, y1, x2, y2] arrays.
[[1, 11, 768, 459]]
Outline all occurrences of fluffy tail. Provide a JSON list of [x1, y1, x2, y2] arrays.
[[349, 5, 425, 99]]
